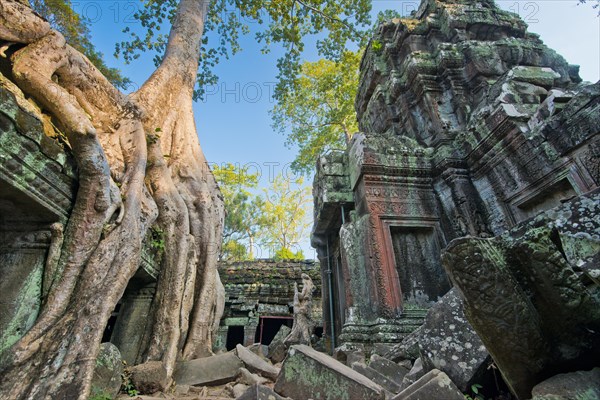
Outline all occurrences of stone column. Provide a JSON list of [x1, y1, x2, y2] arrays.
[[213, 326, 228, 353], [243, 318, 259, 347]]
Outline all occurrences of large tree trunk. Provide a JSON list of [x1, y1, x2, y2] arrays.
[[0, 0, 223, 398]]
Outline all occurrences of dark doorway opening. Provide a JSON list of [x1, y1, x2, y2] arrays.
[[255, 317, 293, 345], [226, 325, 245, 350], [313, 326, 323, 338], [102, 301, 122, 342]]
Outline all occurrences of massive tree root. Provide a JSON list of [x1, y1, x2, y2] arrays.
[[0, 0, 223, 398]]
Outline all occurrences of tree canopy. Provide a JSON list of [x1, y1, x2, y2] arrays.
[[270, 10, 402, 175], [213, 165, 311, 260], [115, 0, 373, 100], [261, 174, 312, 258], [30, 0, 131, 89], [272, 50, 361, 174], [213, 163, 266, 260], [0, 0, 390, 397]]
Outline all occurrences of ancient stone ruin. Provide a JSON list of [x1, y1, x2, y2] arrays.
[[215, 259, 322, 352], [1, 0, 599, 398], [313, 0, 597, 349], [311, 0, 600, 398]]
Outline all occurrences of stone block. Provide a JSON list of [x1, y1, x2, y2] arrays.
[[333, 342, 365, 366], [401, 357, 425, 389], [268, 340, 287, 365], [268, 325, 291, 364], [383, 331, 420, 363], [351, 361, 401, 394], [237, 367, 269, 386], [416, 288, 490, 392], [274, 344, 385, 400], [128, 361, 169, 394], [393, 369, 464, 400], [368, 354, 409, 386], [248, 343, 269, 358], [237, 383, 289, 400], [233, 383, 250, 398], [531, 368, 600, 400], [509, 66, 560, 88], [90, 343, 123, 399], [442, 193, 600, 399], [173, 351, 243, 386], [236, 344, 280, 381]]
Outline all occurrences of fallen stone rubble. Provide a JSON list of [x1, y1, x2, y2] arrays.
[[113, 342, 488, 400]]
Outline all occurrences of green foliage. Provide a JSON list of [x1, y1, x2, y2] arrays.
[[89, 392, 112, 400], [271, 50, 361, 175], [30, 0, 131, 89], [149, 226, 165, 254], [213, 163, 266, 261], [371, 39, 383, 52], [214, 166, 312, 260], [120, 362, 139, 397], [270, 11, 402, 175], [274, 247, 305, 260], [261, 174, 311, 257], [464, 383, 485, 400], [114, 0, 373, 100]]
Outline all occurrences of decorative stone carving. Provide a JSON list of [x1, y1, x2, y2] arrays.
[[442, 191, 600, 399], [284, 273, 316, 347], [311, 0, 599, 353]]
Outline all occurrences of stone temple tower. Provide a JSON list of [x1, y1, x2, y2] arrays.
[[312, 0, 599, 354]]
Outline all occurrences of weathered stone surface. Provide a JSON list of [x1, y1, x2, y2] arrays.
[[368, 354, 409, 387], [442, 192, 600, 399], [128, 361, 169, 394], [173, 384, 190, 395], [90, 343, 124, 399], [333, 342, 365, 366], [409, 288, 490, 391], [248, 343, 268, 358], [237, 367, 269, 386], [351, 362, 401, 395], [0, 75, 77, 357], [392, 369, 464, 400], [237, 383, 290, 400], [382, 332, 420, 364], [531, 368, 600, 400], [236, 344, 280, 381], [274, 344, 385, 400], [173, 351, 243, 386], [233, 383, 250, 398], [401, 358, 425, 389], [284, 273, 316, 347], [268, 325, 291, 364]]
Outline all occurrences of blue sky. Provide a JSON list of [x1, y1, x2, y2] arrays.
[[79, 0, 599, 259]]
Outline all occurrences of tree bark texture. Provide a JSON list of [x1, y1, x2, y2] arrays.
[[0, 0, 224, 398]]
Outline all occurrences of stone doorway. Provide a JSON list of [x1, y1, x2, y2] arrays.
[[389, 225, 449, 308], [226, 325, 245, 350], [255, 316, 293, 345]]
